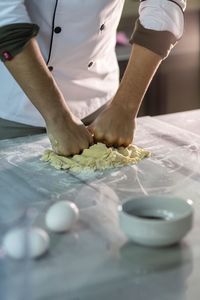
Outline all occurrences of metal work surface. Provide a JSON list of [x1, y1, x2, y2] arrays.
[[0, 114, 200, 300], [156, 109, 200, 136]]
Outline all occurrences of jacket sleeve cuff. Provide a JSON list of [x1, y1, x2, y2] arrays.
[[129, 19, 178, 59], [0, 23, 39, 62]]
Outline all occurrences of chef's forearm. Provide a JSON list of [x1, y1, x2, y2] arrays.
[[113, 0, 186, 117], [4, 38, 71, 123], [112, 44, 162, 117]]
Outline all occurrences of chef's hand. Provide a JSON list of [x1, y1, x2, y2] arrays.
[[88, 44, 164, 147], [88, 102, 136, 147], [46, 113, 93, 156]]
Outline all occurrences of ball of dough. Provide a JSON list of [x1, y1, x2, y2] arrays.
[[3, 227, 50, 259], [45, 201, 79, 232]]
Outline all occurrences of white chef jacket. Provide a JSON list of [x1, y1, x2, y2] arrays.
[[0, 0, 186, 127]]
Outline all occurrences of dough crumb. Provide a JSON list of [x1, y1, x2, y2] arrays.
[[41, 143, 150, 172]]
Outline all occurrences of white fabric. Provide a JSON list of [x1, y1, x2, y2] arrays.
[[139, 0, 187, 39], [0, 0, 186, 127]]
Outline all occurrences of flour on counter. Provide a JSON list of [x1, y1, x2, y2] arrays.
[[41, 143, 150, 172]]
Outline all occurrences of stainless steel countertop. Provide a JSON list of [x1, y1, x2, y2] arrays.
[[157, 109, 200, 136], [0, 111, 200, 300]]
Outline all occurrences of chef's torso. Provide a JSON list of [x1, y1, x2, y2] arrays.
[[0, 0, 125, 126]]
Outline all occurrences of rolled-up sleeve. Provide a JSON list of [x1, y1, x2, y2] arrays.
[[130, 0, 187, 59]]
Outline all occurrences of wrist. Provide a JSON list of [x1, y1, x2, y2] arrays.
[[44, 104, 72, 127], [111, 94, 139, 119]]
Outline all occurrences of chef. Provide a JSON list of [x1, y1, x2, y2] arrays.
[[0, 0, 186, 156]]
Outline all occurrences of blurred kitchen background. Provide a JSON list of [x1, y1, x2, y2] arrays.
[[116, 0, 200, 116]]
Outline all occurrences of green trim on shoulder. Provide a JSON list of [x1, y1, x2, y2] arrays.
[[129, 19, 178, 59], [0, 23, 39, 62]]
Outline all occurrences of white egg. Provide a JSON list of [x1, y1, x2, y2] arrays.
[[45, 201, 79, 232], [3, 227, 50, 260]]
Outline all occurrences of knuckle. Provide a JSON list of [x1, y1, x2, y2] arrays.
[[118, 138, 125, 146], [106, 135, 115, 144], [94, 133, 104, 141], [124, 139, 131, 147], [89, 136, 94, 145], [87, 125, 94, 134]]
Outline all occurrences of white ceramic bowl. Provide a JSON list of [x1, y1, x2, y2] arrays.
[[118, 196, 193, 247]]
